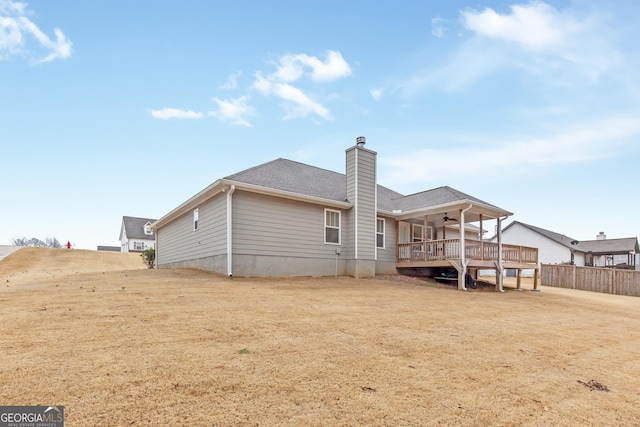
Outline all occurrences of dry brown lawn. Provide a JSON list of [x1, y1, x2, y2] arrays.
[[1, 248, 639, 426]]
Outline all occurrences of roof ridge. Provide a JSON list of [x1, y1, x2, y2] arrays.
[[225, 157, 346, 180]]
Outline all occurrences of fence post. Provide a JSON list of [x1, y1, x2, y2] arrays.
[[609, 269, 614, 294], [572, 265, 576, 290]]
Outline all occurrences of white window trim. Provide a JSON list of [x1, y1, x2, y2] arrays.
[[412, 224, 425, 242], [143, 223, 153, 235], [376, 217, 385, 249], [324, 208, 341, 245], [193, 208, 199, 231]]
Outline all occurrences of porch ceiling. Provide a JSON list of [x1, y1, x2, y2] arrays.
[[391, 200, 512, 224]]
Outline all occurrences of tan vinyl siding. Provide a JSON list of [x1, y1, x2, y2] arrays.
[[232, 191, 343, 259], [157, 193, 227, 265]]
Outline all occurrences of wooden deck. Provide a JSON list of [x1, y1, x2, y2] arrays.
[[396, 239, 538, 270]]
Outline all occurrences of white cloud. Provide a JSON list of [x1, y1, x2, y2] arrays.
[[0, 0, 26, 16], [300, 51, 352, 82], [370, 88, 384, 101], [431, 17, 447, 38], [274, 50, 352, 83], [249, 50, 350, 120], [380, 116, 640, 189], [253, 73, 330, 120], [461, 1, 584, 54], [273, 54, 305, 83], [0, 0, 72, 63], [398, 38, 507, 95], [396, 1, 620, 96], [251, 51, 349, 121], [209, 96, 253, 127], [150, 108, 204, 120], [219, 71, 242, 90]]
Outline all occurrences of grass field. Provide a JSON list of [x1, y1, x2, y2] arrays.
[[1, 248, 639, 426]]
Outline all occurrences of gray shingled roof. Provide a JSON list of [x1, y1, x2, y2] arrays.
[[122, 216, 157, 239], [224, 159, 495, 213], [507, 221, 580, 250], [507, 221, 639, 254], [577, 238, 639, 254], [390, 186, 499, 212], [225, 158, 348, 201], [225, 158, 405, 209]]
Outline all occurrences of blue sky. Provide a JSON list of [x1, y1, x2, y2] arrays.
[[1, 0, 639, 249]]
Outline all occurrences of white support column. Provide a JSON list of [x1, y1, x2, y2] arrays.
[[459, 208, 466, 290], [497, 217, 504, 292]]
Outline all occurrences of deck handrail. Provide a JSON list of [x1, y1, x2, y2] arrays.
[[397, 239, 538, 264]]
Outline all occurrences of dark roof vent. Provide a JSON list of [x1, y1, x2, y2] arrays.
[[356, 136, 366, 147]]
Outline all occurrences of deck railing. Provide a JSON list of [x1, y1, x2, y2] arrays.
[[397, 239, 538, 264]]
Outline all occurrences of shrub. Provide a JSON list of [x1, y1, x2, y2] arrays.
[[141, 248, 155, 269]]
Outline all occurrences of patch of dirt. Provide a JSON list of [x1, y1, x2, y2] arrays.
[[1, 248, 639, 426]]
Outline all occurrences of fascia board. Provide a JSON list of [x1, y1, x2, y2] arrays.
[[152, 179, 353, 230], [390, 199, 513, 221], [152, 180, 225, 229]]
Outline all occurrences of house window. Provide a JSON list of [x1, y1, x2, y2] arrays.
[[193, 209, 199, 231], [412, 224, 424, 243], [134, 242, 144, 251], [325, 209, 341, 244], [376, 218, 385, 249], [144, 224, 153, 235]]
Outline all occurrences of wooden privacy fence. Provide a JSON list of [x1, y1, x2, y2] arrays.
[[541, 264, 640, 297]]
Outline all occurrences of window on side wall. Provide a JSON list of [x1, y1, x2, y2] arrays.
[[325, 209, 341, 244], [134, 241, 144, 251], [193, 208, 199, 231], [376, 218, 385, 249]]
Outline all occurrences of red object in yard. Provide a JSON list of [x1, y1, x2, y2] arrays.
[[67, 241, 71, 249]]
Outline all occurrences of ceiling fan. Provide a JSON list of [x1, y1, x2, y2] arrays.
[[443, 213, 458, 222]]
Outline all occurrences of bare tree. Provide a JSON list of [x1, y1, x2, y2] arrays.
[[12, 237, 62, 248]]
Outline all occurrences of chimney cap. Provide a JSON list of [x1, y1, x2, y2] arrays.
[[356, 136, 366, 147]]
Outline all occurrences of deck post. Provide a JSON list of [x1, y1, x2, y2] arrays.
[[533, 267, 539, 291], [458, 205, 472, 291], [497, 217, 504, 292], [517, 268, 522, 290], [479, 214, 484, 261]]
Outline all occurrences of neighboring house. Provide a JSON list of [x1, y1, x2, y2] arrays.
[[120, 216, 157, 252], [578, 232, 639, 269], [496, 221, 639, 269], [152, 138, 538, 290]]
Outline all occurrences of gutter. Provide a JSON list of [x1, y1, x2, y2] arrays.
[[226, 185, 236, 277], [151, 179, 352, 231]]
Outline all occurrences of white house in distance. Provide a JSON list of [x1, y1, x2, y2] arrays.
[[151, 137, 539, 291], [120, 216, 157, 252], [496, 221, 639, 270]]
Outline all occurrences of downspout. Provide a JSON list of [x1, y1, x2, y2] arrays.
[[154, 229, 158, 269], [226, 185, 236, 277], [496, 214, 508, 292], [459, 204, 473, 291]]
